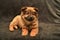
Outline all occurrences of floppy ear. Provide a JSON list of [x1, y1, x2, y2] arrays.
[[34, 8, 38, 12], [21, 7, 27, 12]]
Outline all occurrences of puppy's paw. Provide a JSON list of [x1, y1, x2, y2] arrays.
[[30, 29, 38, 37], [22, 29, 28, 36], [9, 27, 14, 32], [30, 31, 37, 37]]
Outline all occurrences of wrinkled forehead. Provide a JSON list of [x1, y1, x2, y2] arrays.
[[26, 7, 36, 12]]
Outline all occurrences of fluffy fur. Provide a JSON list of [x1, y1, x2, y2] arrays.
[[9, 7, 39, 37]]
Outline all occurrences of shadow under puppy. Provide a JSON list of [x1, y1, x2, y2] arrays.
[[9, 6, 39, 37]]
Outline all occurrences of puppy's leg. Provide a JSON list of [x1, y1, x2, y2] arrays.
[[9, 24, 14, 31], [22, 28, 28, 36], [30, 28, 38, 37], [9, 16, 19, 31]]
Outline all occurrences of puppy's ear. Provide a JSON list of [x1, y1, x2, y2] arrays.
[[34, 8, 38, 12], [21, 7, 27, 11]]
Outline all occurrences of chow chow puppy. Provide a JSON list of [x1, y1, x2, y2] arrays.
[[9, 6, 39, 37]]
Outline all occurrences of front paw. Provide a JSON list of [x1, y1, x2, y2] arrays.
[[9, 27, 14, 32], [30, 31, 37, 37], [30, 29, 38, 37], [22, 29, 28, 36]]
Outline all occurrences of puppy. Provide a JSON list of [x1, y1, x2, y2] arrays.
[[9, 6, 39, 37]]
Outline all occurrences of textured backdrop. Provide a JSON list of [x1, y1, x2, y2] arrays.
[[0, 0, 60, 40]]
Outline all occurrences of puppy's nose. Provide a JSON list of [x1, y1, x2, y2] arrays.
[[25, 16, 34, 21], [29, 16, 34, 20]]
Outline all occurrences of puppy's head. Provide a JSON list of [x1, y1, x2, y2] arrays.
[[21, 7, 38, 22]]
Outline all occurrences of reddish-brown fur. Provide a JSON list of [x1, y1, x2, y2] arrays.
[[9, 7, 39, 37]]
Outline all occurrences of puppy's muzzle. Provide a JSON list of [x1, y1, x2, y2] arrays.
[[25, 16, 34, 21]]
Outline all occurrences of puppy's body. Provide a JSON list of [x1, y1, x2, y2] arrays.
[[9, 7, 39, 37]]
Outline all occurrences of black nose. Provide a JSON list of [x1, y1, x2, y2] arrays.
[[25, 16, 34, 21]]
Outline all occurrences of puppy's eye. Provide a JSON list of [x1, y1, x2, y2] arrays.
[[26, 12, 29, 14], [23, 11, 29, 14], [32, 12, 37, 15], [24, 11, 27, 13]]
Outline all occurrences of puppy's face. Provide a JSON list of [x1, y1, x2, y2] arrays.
[[21, 7, 38, 22]]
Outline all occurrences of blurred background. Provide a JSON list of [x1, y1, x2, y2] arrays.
[[0, 0, 60, 40]]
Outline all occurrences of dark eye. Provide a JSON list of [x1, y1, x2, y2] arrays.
[[23, 11, 29, 14], [26, 12, 29, 14], [32, 12, 37, 15]]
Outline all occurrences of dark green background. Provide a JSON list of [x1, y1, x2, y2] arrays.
[[0, 0, 60, 40]]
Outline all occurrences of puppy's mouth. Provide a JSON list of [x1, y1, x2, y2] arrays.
[[25, 16, 34, 21]]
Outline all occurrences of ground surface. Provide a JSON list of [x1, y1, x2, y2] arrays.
[[0, 17, 60, 40], [0, 0, 60, 40]]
